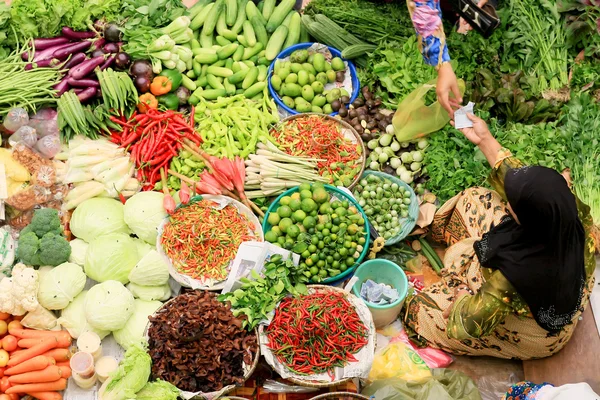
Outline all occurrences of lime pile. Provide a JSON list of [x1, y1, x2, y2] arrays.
[[265, 183, 367, 282], [271, 49, 351, 114]]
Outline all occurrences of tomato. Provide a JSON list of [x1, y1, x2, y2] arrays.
[[5, 321, 21, 335], [0, 376, 10, 393], [0, 351, 7, 368], [1, 337, 16, 353], [0, 322, 6, 338]]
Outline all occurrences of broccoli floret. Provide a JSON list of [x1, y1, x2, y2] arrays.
[[17, 232, 41, 266], [39, 232, 71, 266], [28, 208, 62, 238]]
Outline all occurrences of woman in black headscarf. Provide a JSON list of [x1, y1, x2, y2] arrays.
[[404, 114, 596, 359]]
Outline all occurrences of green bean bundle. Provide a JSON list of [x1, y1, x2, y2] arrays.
[[0, 45, 62, 117]]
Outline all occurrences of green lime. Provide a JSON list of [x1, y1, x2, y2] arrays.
[[339, 247, 348, 257], [308, 244, 317, 253], [319, 202, 331, 214], [310, 266, 319, 275], [319, 269, 328, 278], [278, 205, 292, 218], [310, 254, 319, 263], [300, 189, 313, 200], [292, 210, 307, 223], [279, 217, 293, 233], [271, 226, 282, 236], [302, 250, 311, 258], [306, 258, 314, 266], [312, 187, 329, 204], [299, 183, 311, 192], [302, 216, 316, 229], [280, 196, 292, 206], [287, 224, 300, 238], [289, 198, 302, 211], [277, 236, 286, 245], [345, 257, 355, 267], [267, 213, 281, 226], [301, 198, 317, 213], [265, 231, 278, 243], [335, 207, 347, 217]]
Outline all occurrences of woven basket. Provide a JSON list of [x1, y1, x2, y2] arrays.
[[357, 170, 419, 246], [274, 113, 366, 190], [144, 293, 261, 399], [309, 392, 370, 400], [260, 285, 376, 388]]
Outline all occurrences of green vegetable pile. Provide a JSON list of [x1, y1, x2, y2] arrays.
[[16, 209, 71, 267], [218, 254, 308, 329], [264, 183, 367, 282], [161, 149, 206, 191]]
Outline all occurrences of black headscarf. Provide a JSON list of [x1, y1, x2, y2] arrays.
[[474, 166, 586, 332]]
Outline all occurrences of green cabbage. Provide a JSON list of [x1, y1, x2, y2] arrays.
[[113, 299, 162, 350], [136, 380, 180, 400], [85, 233, 139, 284], [38, 262, 86, 310], [70, 198, 129, 243], [128, 250, 170, 287], [85, 280, 135, 331], [127, 282, 171, 301], [69, 238, 88, 266], [98, 343, 151, 400], [57, 290, 110, 339], [124, 191, 167, 245], [133, 238, 154, 260]]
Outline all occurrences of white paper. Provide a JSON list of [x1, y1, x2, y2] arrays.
[[222, 241, 300, 294], [454, 102, 475, 129], [259, 287, 375, 383]]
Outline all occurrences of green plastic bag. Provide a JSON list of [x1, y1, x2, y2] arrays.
[[392, 79, 465, 142], [362, 368, 482, 400]]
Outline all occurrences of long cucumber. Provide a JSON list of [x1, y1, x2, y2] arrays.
[[265, 25, 288, 60], [202, 0, 225, 37]]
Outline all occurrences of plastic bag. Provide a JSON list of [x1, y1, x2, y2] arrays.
[[392, 79, 465, 142], [362, 369, 482, 400], [368, 341, 432, 382], [9, 126, 38, 148], [3, 107, 29, 132], [394, 330, 454, 369]]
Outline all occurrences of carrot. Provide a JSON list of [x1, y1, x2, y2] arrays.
[[26, 392, 62, 400], [58, 366, 70, 379], [5, 378, 67, 394], [41, 349, 70, 362], [4, 356, 53, 376], [8, 330, 68, 340], [7, 339, 58, 367], [8, 366, 67, 384], [17, 335, 71, 349], [54, 361, 70, 369]]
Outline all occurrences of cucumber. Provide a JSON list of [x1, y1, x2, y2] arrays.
[[215, 35, 232, 46], [192, 60, 202, 77], [216, 12, 229, 36], [282, 10, 295, 28], [283, 11, 301, 49], [224, 78, 237, 95], [228, 68, 250, 84], [251, 16, 269, 47], [196, 75, 208, 88], [202, 0, 225, 37], [243, 81, 266, 98], [191, 39, 201, 50], [182, 75, 197, 91], [242, 43, 264, 60], [194, 48, 219, 64], [299, 22, 309, 43], [257, 56, 270, 66], [187, 0, 212, 20], [341, 43, 377, 59], [265, 25, 288, 61], [217, 43, 239, 59], [242, 20, 257, 47], [237, 35, 249, 47], [186, 69, 197, 79], [231, 0, 248, 34], [199, 88, 227, 100], [207, 74, 225, 89], [246, 1, 267, 26], [199, 33, 214, 48], [226, 0, 237, 26], [232, 45, 245, 61], [261, 0, 276, 21], [190, 3, 214, 31], [257, 65, 268, 82], [207, 66, 234, 78], [242, 67, 259, 89], [266, 0, 295, 33]]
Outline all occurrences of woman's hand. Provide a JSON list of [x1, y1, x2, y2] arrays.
[[457, 0, 488, 34], [437, 63, 462, 118], [451, 113, 501, 167]]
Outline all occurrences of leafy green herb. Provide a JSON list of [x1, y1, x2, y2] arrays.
[[218, 254, 308, 330], [119, 0, 187, 31]]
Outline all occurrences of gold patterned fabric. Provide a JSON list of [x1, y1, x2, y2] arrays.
[[404, 149, 596, 359]]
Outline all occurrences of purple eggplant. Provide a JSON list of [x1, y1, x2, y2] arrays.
[[61, 27, 96, 40], [31, 42, 74, 62], [103, 42, 119, 54], [68, 55, 106, 80], [25, 58, 61, 70], [90, 38, 106, 52], [76, 87, 98, 102], [114, 52, 131, 69], [63, 53, 87, 70], [67, 77, 100, 88], [31, 37, 70, 51], [91, 49, 106, 58], [100, 54, 116, 71], [53, 41, 92, 60], [53, 78, 70, 97]]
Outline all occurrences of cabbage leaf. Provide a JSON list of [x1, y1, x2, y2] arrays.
[[85, 280, 134, 331], [113, 299, 162, 350]]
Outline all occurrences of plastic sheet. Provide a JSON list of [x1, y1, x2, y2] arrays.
[[362, 369, 482, 400], [477, 373, 519, 400], [261, 380, 319, 394]]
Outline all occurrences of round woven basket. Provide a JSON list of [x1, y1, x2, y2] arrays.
[[357, 170, 419, 246], [260, 285, 376, 388], [144, 293, 261, 399], [309, 392, 370, 400], [273, 113, 366, 190]]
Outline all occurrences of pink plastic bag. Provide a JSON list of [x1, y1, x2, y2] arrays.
[[392, 330, 454, 369]]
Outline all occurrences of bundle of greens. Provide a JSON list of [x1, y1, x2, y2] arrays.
[[118, 0, 187, 31], [303, 0, 414, 45], [502, 0, 569, 94]]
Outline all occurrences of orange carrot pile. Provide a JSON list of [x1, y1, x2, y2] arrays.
[[0, 313, 72, 400]]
